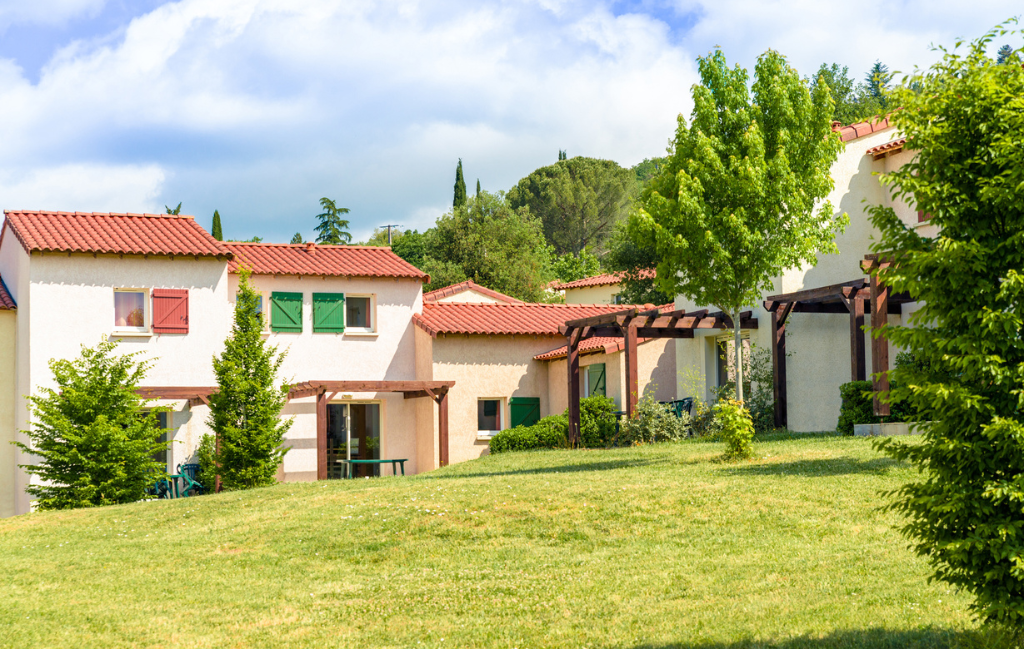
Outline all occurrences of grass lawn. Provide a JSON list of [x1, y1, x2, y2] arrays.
[[0, 434, 1014, 648]]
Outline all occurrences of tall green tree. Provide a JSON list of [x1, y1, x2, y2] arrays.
[[476, 179, 481, 197], [810, 63, 860, 124], [15, 339, 169, 510], [391, 229, 427, 268], [605, 221, 669, 305], [863, 60, 893, 108], [558, 149, 567, 161], [997, 43, 1021, 65], [314, 197, 352, 245], [632, 157, 667, 185], [211, 210, 223, 241], [630, 48, 844, 400], [165, 202, 182, 215], [508, 157, 636, 257], [290, 232, 303, 244], [426, 191, 554, 301], [870, 23, 1024, 625], [552, 249, 600, 284], [453, 159, 467, 208], [208, 269, 291, 490]]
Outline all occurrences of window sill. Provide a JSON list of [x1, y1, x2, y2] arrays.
[[344, 331, 379, 337], [477, 432, 499, 441], [111, 331, 153, 338]]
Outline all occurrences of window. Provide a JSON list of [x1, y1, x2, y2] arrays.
[[346, 295, 375, 333], [114, 289, 149, 333], [477, 399, 503, 436], [253, 293, 270, 332], [270, 292, 303, 333], [313, 293, 346, 333]]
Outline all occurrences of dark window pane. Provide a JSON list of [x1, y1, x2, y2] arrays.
[[347, 297, 371, 328], [478, 400, 500, 431]]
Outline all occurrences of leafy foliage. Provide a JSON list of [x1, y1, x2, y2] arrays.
[[165, 202, 182, 215], [631, 48, 844, 400], [715, 399, 754, 460], [997, 44, 1021, 65], [578, 395, 617, 448], [195, 433, 217, 495], [212, 210, 223, 241], [208, 269, 292, 490], [743, 344, 776, 434], [453, 159, 467, 208], [632, 157, 667, 185], [314, 197, 352, 245], [604, 221, 668, 305], [618, 396, 689, 445], [15, 339, 169, 510], [809, 63, 859, 125], [836, 381, 877, 436], [425, 191, 554, 301], [290, 232, 303, 244], [489, 415, 568, 454], [390, 229, 427, 268], [862, 60, 893, 109], [508, 157, 637, 257], [552, 249, 600, 283], [868, 23, 1024, 624]]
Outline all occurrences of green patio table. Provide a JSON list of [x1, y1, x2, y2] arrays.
[[337, 458, 407, 479]]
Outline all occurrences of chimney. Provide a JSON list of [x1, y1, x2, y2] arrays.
[[305, 242, 315, 253]]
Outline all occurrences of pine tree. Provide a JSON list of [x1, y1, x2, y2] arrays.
[[453, 159, 467, 208], [15, 339, 170, 510], [865, 60, 892, 107], [165, 202, 182, 215], [211, 210, 223, 241], [208, 269, 292, 490], [314, 198, 352, 245], [476, 179, 481, 197], [290, 232, 303, 244], [997, 44, 1020, 65], [558, 149, 567, 161]]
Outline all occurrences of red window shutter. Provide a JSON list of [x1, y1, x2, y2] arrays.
[[152, 289, 189, 334], [917, 210, 933, 223]]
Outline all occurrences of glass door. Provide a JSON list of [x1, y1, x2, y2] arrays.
[[326, 402, 381, 479]]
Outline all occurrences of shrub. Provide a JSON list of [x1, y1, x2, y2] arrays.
[[578, 395, 617, 448], [619, 396, 689, 445], [744, 345, 777, 434], [195, 434, 217, 494], [15, 338, 170, 510], [489, 415, 569, 454], [716, 399, 754, 460], [836, 381, 877, 435]]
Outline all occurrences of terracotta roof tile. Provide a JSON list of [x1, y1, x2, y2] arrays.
[[831, 117, 892, 143], [423, 280, 523, 304], [551, 269, 655, 291], [1, 211, 229, 258], [0, 274, 14, 310], [413, 302, 630, 337], [226, 242, 429, 280], [865, 137, 907, 157]]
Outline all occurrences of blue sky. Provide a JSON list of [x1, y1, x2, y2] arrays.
[[0, 0, 1019, 243]]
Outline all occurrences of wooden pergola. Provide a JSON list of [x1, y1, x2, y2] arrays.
[[560, 307, 758, 445], [762, 272, 912, 425], [137, 379, 456, 480]]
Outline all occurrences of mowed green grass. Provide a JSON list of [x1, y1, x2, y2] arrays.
[[0, 435, 1011, 648]]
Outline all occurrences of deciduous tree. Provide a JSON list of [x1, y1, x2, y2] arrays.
[[630, 48, 844, 400], [869, 23, 1024, 624]]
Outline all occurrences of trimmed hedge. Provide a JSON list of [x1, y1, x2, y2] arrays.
[[489, 415, 569, 454], [836, 381, 878, 435]]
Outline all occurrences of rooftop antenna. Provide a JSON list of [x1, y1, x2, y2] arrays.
[[380, 224, 401, 245]]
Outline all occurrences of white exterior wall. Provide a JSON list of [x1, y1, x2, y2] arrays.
[[563, 284, 619, 305], [434, 289, 503, 304], [675, 127, 907, 432]]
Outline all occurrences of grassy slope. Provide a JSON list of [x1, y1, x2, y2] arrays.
[[0, 435, 1008, 648]]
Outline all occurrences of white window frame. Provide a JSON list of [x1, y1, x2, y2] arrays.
[[113, 288, 151, 336], [252, 291, 271, 333], [344, 293, 377, 335], [477, 397, 505, 439]]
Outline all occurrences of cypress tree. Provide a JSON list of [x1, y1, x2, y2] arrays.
[[211, 210, 223, 241], [476, 179, 481, 196], [208, 269, 292, 490], [453, 159, 467, 208]]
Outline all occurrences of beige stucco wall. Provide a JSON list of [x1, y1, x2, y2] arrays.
[[434, 289, 503, 304], [0, 239, 32, 515], [0, 311, 16, 518], [546, 338, 676, 414], [429, 333, 560, 465], [563, 284, 619, 305], [674, 127, 909, 433]]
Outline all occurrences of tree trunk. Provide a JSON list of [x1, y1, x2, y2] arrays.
[[734, 314, 744, 403]]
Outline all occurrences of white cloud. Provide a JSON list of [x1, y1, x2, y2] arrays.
[[0, 164, 166, 213], [0, 0, 1019, 242]]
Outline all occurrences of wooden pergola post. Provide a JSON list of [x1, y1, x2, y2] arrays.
[[849, 297, 867, 382], [869, 271, 891, 416], [566, 327, 581, 447], [769, 303, 793, 429], [316, 390, 328, 480], [438, 391, 449, 467], [623, 325, 639, 418]]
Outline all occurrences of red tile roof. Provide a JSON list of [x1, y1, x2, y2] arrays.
[[551, 269, 656, 291], [0, 275, 14, 310], [832, 117, 892, 143], [1, 211, 230, 258], [423, 280, 523, 304], [226, 242, 429, 281], [413, 302, 631, 337], [865, 137, 907, 157]]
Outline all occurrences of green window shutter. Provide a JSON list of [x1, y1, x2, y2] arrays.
[[271, 292, 303, 333], [509, 397, 541, 428], [588, 364, 606, 397], [313, 293, 346, 333]]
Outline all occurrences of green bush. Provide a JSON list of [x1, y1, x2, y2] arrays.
[[489, 415, 569, 454], [195, 434, 217, 494], [836, 381, 877, 435], [619, 396, 689, 445], [578, 395, 617, 447], [716, 399, 754, 460]]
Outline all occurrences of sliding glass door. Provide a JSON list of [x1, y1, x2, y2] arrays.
[[325, 402, 381, 479]]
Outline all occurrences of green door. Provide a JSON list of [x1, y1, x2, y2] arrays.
[[509, 397, 541, 428]]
